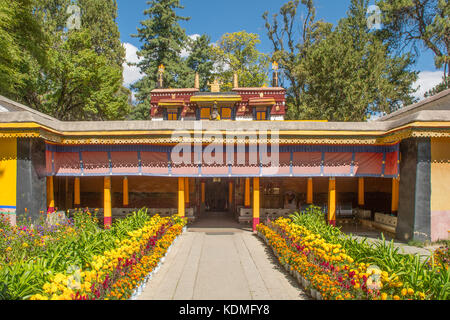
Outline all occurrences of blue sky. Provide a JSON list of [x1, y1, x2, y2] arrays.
[[117, 0, 444, 99]]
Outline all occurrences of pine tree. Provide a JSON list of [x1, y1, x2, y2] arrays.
[[185, 34, 215, 91], [131, 0, 190, 108]]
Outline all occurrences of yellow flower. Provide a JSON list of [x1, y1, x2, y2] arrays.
[[401, 288, 407, 296], [22, 242, 29, 248], [407, 288, 414, 295], [393, 295, 400, 300], [6, 247, 12, 251], [381, 293, 388, 300]]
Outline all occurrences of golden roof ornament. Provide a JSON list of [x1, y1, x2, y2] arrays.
[[272, 61, 279, 71], [157, 64, 165, 89], [272, 61, 279, 87], [207, 78, 223, 93]]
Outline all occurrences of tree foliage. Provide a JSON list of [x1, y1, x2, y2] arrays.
[[299, 0, 418, 121], [185, 34, 215, 91], [0, 0, 130, 121], [263, 0, 332, 115], [131, 0, 190, 102], [212, 31, 270, 91], [377, 0, 449, 86], [0, 0, 46, 97], [264, 0, 418, 121]]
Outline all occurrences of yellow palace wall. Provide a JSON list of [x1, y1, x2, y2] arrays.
[[0, 138, 17, 223], [431, 138, 450, 241]]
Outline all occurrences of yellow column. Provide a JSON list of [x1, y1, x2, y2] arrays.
[[245, 178, 251, 208], [0, 138, 17, 225], [252, 177, 260, 231], [185, 177, 190, 207], [46, 177, 50, 208], [307, 178, 313, 204], [391, 177, 400, 214], [358, 178, 365, 207], [47, 176, 55, 213], [104, 177, 112, 229], [123, 177, 129, 207], [201, 181, 205, 204], [74, 177, 80, 206], [178, 177, 185, 217], [328, 178, 336, 226], [229, 181, 233, 206]]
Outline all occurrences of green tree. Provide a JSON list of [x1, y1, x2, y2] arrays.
[[300, 0, 418, 121], [377, 0, 449, 85], [78, 0, 125, 68], [263, 0, 332, 116], [185, 34, 215, 91], [131, 0, 190, 108], [425, 76, 449, 98], [18, 0, 130, 120], [0, 0, 46, 98], [212, 31, 269, 91], [39, 30, 130, 120]]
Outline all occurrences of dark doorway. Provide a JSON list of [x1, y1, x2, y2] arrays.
[[205, 179, 228, 212]]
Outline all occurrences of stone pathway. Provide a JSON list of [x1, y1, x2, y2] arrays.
[[138, 215, 309, 300]]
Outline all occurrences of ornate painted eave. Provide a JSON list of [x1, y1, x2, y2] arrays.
[[190, 95, 242, 103], [1, 110, 450, 145]]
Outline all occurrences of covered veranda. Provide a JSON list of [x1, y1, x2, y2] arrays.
[[45, 143, 400, 232]]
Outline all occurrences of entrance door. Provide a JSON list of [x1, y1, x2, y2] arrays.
[[205, 179, 228, 212]]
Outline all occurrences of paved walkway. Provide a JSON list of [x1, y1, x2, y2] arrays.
[[138, 214, 309, 300]]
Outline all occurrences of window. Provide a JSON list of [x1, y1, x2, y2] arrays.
[[256, 111, 266, 120], [200, 107, 211, 120], [221, 107, 232, 120], [167, 112, 178, 120], [165, 108, 179, 120]]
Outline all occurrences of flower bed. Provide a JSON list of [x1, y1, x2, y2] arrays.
[[30, 214, 186, 300], [0, 209, 186, 300], [257, 218, 428, 300]]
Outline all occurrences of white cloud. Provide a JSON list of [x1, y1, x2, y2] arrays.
[[181, 34, 201, 58], [413, 71, 444, 100], [122, 42, 144, 87]]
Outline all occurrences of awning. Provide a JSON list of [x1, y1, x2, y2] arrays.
[[45, 143, 399, 178], [248, 97, 276, 107], [158, 99, 185, 107]]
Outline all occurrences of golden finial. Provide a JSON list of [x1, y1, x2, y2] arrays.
[[207, 78, 223, 93], [272, 61, 279, 71]]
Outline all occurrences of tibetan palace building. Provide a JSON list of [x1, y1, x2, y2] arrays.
[[1, 70, 450, 242]]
